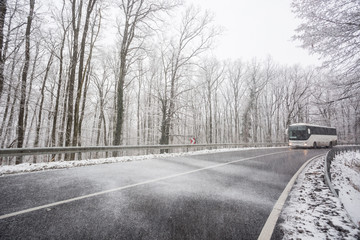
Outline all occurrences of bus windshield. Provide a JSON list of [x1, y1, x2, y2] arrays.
[[288, 125, 309, 140]]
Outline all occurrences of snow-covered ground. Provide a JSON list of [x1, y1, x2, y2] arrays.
[[280, 152, 360, 239], [331, 151, 360, 228]]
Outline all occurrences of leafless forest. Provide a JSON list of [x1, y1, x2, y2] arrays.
[[0, 0, 359, 163]]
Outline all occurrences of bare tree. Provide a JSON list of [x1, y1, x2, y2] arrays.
[[226, 59, 245, 143], [16, 0, 35, 163], [199, 57, 224, 143], [72, 0, 98, 147], [282, 66, 313, 141], [93, 68, 111, 147], [292, 0, 360, 94], [65, 0, 83, 148], [34, 52, 54, 149], [158, 6, 220, 147], [0, 22, 22, 148], [113, 0, 176, 147], [242, 60, 266, 143], [51, 0, 70, 149], [260, 57, 278, 143], [135, 58, 147, 145]]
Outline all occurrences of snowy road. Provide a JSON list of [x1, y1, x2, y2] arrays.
[[0, 148, 327, 239]]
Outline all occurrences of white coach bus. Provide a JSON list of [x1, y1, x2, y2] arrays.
[[288, 123, 337, 148]]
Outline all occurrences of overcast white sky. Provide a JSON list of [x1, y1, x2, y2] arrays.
[[189, 0, 321, 66]]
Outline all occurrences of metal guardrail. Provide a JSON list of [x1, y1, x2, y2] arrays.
[[325, 145, 360, 188], [325, 145, 360, 197], [324, 149, 339, 197], [0, 142, 288, 157], [324, 145, 360, 227]]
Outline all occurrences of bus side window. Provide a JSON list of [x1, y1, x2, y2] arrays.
[[327, 128, 331, 135]]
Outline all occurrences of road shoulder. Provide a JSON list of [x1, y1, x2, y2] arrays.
[[275, 155, 360, 239]]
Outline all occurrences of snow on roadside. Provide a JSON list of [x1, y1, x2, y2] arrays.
[[280, 156, 360, 239], [0, 147, 276, 176], [331, 150, 360, 227]]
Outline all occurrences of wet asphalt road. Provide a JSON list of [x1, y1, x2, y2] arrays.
[[0, 147, 328, 240]]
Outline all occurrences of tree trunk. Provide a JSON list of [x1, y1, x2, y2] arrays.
[[34, 52, 53, 149], [1, 82, 19, 148], [65, 0, 82, 151], [16, 0, 35, 164], [137, 80, 141, 145], [159, 99, 169, 153], [73, 0, 96, 148], [59, 76, 69, 148], [114, 67, 125, 146], [51, 24, 67, 148], [0, 82, 11, 141], [78, 68, 91, 146], [24, 42, 40, 134], [113, 20, 129, 147], [208, 83, 213, 144], [355, 104, 360, 144], [0, 0, 7, 98]]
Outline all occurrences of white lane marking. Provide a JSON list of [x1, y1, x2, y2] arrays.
[[257, 154, 325, 240], [0, 150, 291, 220]]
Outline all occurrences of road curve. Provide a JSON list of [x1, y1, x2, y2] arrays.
[[0, 147, 327, 239]]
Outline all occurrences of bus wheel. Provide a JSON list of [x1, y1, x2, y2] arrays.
[[313, 142, 317, 149]]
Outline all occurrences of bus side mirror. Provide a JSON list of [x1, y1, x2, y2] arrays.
[[308, 129, 311, 134]]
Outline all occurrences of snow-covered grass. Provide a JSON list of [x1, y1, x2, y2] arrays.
[[280, 155, 360, 239], [331, 150, 360, 227], [0, 147, 275, 176]]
